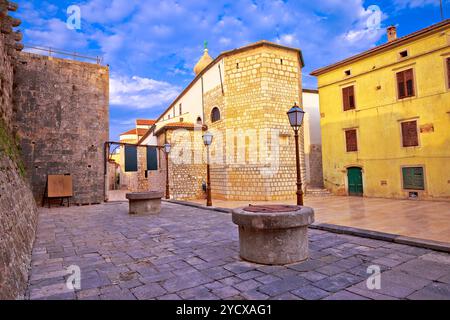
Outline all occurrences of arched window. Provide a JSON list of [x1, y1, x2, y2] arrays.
[[196, 116, 202, 124], [211, 107, 221, 123]]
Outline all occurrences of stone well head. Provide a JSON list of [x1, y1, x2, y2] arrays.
[[232, 205, 314, 265]]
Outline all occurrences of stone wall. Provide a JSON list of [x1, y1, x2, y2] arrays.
[[161, 128, 206, 200], [0, 25, 38, 299], [307, 144, 324, 188], [13, 53, 109, 205]]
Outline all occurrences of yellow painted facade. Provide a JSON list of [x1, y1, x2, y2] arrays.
[[312, 21, 450, 200]]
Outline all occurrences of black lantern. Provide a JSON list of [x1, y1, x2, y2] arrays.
[[287, 103, 305, 130]]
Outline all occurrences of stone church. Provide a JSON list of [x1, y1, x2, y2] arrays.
[[135, 41, 323, 201]]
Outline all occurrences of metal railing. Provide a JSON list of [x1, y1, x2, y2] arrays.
[[23, 43, 103, 64]]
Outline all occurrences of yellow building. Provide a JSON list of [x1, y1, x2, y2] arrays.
[[311, 20, 450, 201]]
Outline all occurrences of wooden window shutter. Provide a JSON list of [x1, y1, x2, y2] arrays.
[[124, 145, 138, 172], [345, 129, 358, 152], [146, 146, 158, 171], [405, 69, 415, 96], [397, 72, 405, 99], [447, 58, 450, 88], [397, 69, 415, 99], [342, 87, 349, 111], [342, 86, 355, 111], [348, 86, 355, 109], [401, 120, 418, 147]]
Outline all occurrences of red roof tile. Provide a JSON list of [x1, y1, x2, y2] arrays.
[[136, 119, 156, 125], [120, 128, 149, 136]]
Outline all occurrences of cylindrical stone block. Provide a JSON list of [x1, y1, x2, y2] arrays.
[[238, 225, 309, 265], [232, 206, 314, 265]]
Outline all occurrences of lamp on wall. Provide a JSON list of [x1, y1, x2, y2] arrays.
[[287, 103, 305, 206], [163, 143, 171, 199], [202, 132, 213, 206]]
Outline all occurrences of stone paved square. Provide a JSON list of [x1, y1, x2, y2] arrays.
[[26, 202, 450, 300]]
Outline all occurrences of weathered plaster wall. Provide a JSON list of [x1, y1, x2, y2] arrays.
[[0, 30, 38, 299], [13, 53, 109, 205]]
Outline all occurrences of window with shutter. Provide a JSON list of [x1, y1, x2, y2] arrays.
[[401, 120, 418, 147], [402, 167, 424, 190], [342, 86, 355, 111], [397, 69, 415, 99], [447, 57, 450, 89], [124, 145, 138, 172], [146, 146, 158, 171], [345, 129, 358, 152]]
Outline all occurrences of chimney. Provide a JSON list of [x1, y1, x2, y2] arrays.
[[387, 25, 397, 42]]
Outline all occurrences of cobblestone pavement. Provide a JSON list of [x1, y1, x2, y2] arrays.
[[191, 196, 450, 243], [27, 202, 450, 300]]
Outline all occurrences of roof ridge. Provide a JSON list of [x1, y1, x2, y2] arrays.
[[311, 19, 450, 76]]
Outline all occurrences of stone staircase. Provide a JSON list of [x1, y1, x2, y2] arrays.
[[305, 187, 331, 197]]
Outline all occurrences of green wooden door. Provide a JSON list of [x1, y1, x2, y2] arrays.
[[347, 167, 363, 196]]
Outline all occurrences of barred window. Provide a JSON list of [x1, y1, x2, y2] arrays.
[[402, 167, 424, 190]]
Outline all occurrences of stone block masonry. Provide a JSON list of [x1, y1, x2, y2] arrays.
[[0, 27, 38, 298], [13, 52, 109, 205], [205, 45, 306, 200]]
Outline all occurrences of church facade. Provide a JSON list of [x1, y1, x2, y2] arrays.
[[138, 41, 322, 201]]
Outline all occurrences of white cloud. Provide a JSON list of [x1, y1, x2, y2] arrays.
[[110, 75, 181, 109], [24, 18, 89, 50]]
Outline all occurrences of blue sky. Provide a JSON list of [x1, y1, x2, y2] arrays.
[[15, 0, 449, 141]]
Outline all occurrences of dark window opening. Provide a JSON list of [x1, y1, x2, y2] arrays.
[[399, 50, 408, 58], [397, 69, 415, 99], [409, 191, 418, 198], [447, 57, 450, 89], [402, 167, 424, 190], [342, 86, 356, 111], [345, 70, 351, 76], [196, 116, 202, 124], [280, 59, 283, 65], [211, 107, 221, 123], [401, 120, 419, 147], [179, 103, 182, 115], [345, 129, 358, 152]]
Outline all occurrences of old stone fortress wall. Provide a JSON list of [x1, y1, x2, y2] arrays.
[[0, 1, 109, 299]]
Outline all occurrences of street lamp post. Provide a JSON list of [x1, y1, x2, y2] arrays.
[[163, 143, 171, 199], [287, 103, 306, 206], [202, 131, 213, 207]]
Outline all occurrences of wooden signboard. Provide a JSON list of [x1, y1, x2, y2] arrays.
[[47, 175, 73, 197], [43, 174, 73, 207]]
